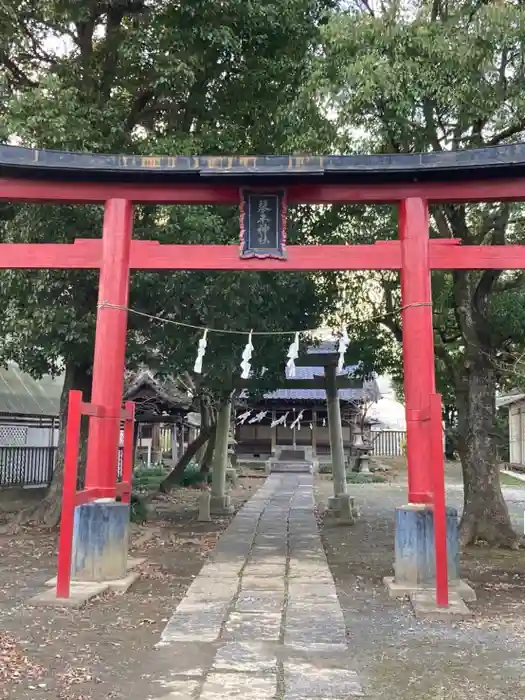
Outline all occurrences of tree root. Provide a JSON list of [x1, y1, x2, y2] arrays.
[[14, 498, 61, 530], [459, 512, 520, 549]]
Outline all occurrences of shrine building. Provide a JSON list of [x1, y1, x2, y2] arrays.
[[235, 341, 376, 463]]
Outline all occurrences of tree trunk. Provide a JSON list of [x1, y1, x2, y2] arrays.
[[199, 401, 217, 473], [459, 362, 519, 548], [195, 396, 210, 467], [448, 264, 519, 548], [200, 432, 216, 473], [17, 360, 92, 528], [159, 424, 216, 492]]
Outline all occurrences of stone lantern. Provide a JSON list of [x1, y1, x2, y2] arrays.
[[226, 425, 238, 485], [351, 418, 372, 473]]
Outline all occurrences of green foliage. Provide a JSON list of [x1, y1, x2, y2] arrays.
[[308, 0, 525, 406], [345, 471, 386, 484], [179, 462, 212, 487], [318, 463, 333, 474], [132, 462, 212, 492], [132, 467, 168, 492], [302, 0, 525, 542], [130, 493, 149, 524], [319, 464, 386, 482], [0, 0, 339, 397]]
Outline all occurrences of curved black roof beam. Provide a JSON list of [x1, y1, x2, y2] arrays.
[[0, 143, 525, 185]]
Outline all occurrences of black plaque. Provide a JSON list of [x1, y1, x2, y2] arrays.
[[240, 189, 287, 259]]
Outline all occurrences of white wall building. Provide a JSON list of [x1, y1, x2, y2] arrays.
[[497, 392, 525, 465]]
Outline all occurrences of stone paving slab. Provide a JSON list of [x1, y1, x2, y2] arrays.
[[240, 576, 286, 591], [156, 473, 364, 698], [153, 679, 201, 699], [161, 608, 227, 643], [284, 662, 363, 698], [212, 641, 277, 673], [200, 673, 277, 699], [223, 611, 282, 641], [235, 591, 285, 613]]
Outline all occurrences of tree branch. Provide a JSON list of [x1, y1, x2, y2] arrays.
[[473, 204, 510, 313], [493, 272, 525, 293], [0, 51, 38, 87], [125, 88, 155, 132], [487, 117, 525, 146], [99, 1, 147, 103], [422, 97, 443, 151], [382, 283, 402, 342], [435, 334, 461, 387]]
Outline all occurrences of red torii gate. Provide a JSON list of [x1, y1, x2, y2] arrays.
[[3, 145, 525, 610]]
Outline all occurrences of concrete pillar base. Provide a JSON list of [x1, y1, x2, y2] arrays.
[[394, 504, 460, 586], [71, 500, 129, 582], [210, 495, 234, 516], [383, 575, 477, 602], [328, 495, 340, 511], [197, 492, 211, 522], [226, 467, 238, 486], [328, 494, 358, 522]]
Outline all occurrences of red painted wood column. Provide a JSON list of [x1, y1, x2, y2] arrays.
[[399, 198, 435, 504], [85, 199, 133, 490]]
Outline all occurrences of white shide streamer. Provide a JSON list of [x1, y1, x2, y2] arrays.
[[193, 329, 208, 374], [271, 412, 289, 428], [290, 409, 304, 431], [286, 332, 300, 378], [240, 331, 254, 379], [236, 410, 252, 425], [337, 329, 350, 372], [249, 410, 268, 424]]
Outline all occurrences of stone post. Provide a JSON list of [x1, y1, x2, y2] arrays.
[[151, 424, 162, 464], [325, 365, 354, 520], [178, 424, 185, 461], [311, 409, 317, 456], [325, 365, 346, 497], [171, 423, 179, 463], [271, 410, 277, 455], [210, 399, 234, 515]]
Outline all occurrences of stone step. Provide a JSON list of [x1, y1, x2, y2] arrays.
[[279, 449, 306, 461], [270, 462, 312, 474]]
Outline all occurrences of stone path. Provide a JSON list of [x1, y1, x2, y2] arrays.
[[154, 474, 363, 699]]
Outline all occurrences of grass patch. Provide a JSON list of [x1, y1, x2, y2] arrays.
[[129, 462, 215, 523], [319, 465, 387, 483], [499, 470, 525, 487], [132, 462, 214, 492], [318, 464, 333, 475], [345, 471, 387, 484], [178, 463, 212, 487], [133, 467, 168, 493]]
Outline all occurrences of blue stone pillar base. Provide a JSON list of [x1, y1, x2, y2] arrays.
[[394, 504, 460, 586], [71, 501, 130, 582]]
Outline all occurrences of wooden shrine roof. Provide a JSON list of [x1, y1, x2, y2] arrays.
[[240, 342, 375, 404], [1, 143, 525, 185], [0, 362, 62, 418], [124, 370, 191, 417]]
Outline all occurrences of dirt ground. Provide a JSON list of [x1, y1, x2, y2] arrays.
[[316, 461, 525, 700], [3, 461, 525, 699], [0, 472, 263, 700]]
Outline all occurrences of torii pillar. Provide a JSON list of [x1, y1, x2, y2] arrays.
[[387, 199, 460, 594], [71, 199, 133, 583]]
